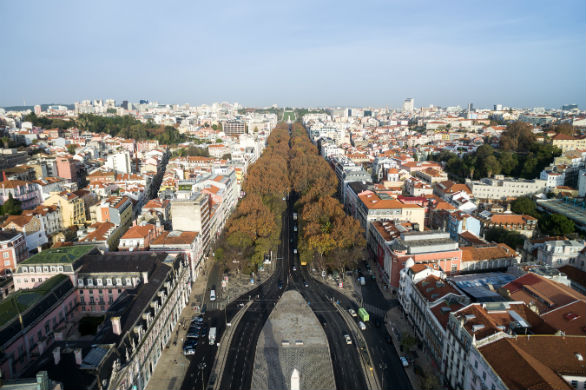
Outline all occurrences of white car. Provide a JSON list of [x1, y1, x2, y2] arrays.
[[293, 248, 297, 254], [358, 321, 367, 331], [210, 289, 216, 301], [344, 334, 352, 345], [400, 356, 409, 367], [349, 309, 357, 317]]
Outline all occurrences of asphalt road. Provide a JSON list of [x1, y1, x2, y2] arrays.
[[181, 123, 410, 390]]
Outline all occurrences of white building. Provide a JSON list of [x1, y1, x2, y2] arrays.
[[403, 98, 415, 112], [466, 175, 547, 201], [537, 239, 586, 268], [106, 151, 132, 174]]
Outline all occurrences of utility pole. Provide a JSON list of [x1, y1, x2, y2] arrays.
[[198, 361, 207, 390]]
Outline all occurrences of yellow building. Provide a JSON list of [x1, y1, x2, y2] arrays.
[[551, 133, 586, 153], [44, 191, 86, 228]]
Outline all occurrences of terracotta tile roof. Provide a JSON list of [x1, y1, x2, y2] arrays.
[[151, 231, 198, 246], [80, 222, 116, 242], [430, 300, 464, 329], [359, 191, 410, 210], [479, 338, 569, 389], [558, 265, 586, 288], [503, 273, 586, 314], [409, 263, 430, 274], [459, 231, 486, 245], [461, 244, 517, 262], [121, 224, 155, 240], [415, 275, 461, 302], [552, 133, 577, 141], [0, 180, 30, 189], [488, 213, 537, 224], [540, 301, 586, 336], [2, 214, 34, 228], [434, 201, 457, 211]]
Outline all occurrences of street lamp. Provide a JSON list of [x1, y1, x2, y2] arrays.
[[197, 361, 207, 390], [379, 361, 387, 389]]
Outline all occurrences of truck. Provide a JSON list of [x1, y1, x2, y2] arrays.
[[359, 276, 366, 286], [358, 307, 369, 322], [293, 212, 297, 221], [209, 327, 217, 345]]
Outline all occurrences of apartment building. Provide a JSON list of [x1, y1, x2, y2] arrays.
[[91, 196, 133, 230], [0, 180, 43, 210], [44, 191, 86, 228], [118, 223, 160, 251], [0, 231, 28, 274], [466, 176, 547, 201], [536, 239, 585, 269], [0, 274, 77, 380], [2, 214, 48, 252], [21, 205, 63, 237], [550, 133, 586, 153], [170, 192, 210, 253], [354, 189, 424, 238], [222, 120, 246, 135]]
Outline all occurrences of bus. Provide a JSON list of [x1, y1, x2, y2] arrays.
[[358, 307, 369, 322], [300, 259, 307, 266]]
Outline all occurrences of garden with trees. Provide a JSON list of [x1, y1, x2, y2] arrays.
[[23, 112, 187, 145], [433, 121, 562, 181]]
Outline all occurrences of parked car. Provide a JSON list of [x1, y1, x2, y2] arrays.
[[344, 334, 352, 345], [278, 280, 283, 289], [303, 281, 309, 288], [349, 309, 357, 317], [210, 289, 216, 301], [400, 356, 409, 367], [358, 321, 367, 331]]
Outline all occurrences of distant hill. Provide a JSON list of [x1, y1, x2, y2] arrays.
[[2, 103, 75, 111]]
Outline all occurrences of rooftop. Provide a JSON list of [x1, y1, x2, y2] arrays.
[[20, 245, 97, 265]]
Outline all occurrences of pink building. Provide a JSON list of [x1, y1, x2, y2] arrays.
[[0, 274, 77, 379], [56, 157, 79, 182], [0, 180, 42, 210]]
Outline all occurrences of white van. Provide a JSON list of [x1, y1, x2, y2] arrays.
[[210, 289, 216, 301], [358, 321, 367, 331]]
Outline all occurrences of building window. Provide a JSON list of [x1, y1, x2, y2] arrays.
[[2, 252, 8, 258], [43, 266, 48, 272], [90, 297, 95, 304], [116, 278, 122, 285], [4, 260, 10, 266], [58, 266, 63, 272], [50, 266, 56, 272]]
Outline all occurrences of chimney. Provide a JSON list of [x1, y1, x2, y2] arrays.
[[74, 348, 83, 365], [52, 347, 61, 365], [142, 271, 149, 284], [1, 171, 6, 181], [111, 316, 122, 335], [37, 246, 43, 253]]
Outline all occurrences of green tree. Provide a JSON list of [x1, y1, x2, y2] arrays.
[[498, 151, 518, 175], [511, 197, 538, 217], [67, 144, 76, 155], [485, 227, 525, 249], [215, 138, 223, 143], [221, 153, 232, 160], [553, 123, 574, 136], [1, 194, 22, 216], [499, 121, 536, 152], [540, 214, 575, 236]]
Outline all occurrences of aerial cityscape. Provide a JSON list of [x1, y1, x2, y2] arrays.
[[0, 1, 585, 390]]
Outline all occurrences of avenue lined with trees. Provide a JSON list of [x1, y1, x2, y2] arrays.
[[215, 121, 365, 277]]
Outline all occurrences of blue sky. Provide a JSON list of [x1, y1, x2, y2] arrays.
[[1, 0, 584, 109]]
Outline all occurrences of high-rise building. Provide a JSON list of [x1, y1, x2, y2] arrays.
[[223, 120, 246, 135], [33, 105, 42, 115], [562, 104, 578, 111], [493, 104, 503, 111], [121, 100, 129, 110], [467, 103, 474, 112], [403, 98, 415, 112]]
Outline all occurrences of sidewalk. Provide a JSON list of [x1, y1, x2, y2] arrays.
[[308, 268, 360, 303], [216, 261, 276, 309], [385, 307, 444, 390], [146, 258, 214, 390]]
